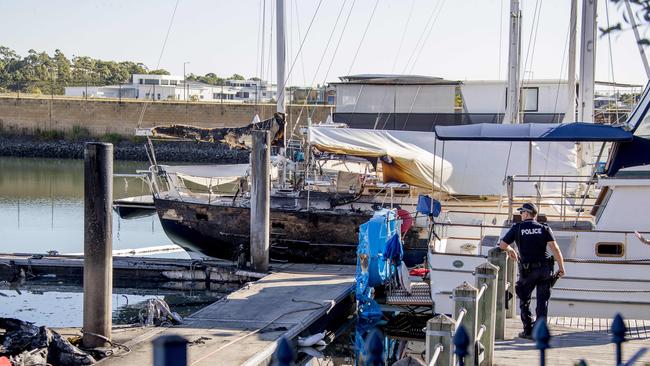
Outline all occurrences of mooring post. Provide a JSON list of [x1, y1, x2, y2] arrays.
[[82, 142, 113, 349], [506, 256, 517, 319], [487, 248, 507, 340], [426, 314, 454, 366], [454, 282, 478, 365], [251, 130, 270, 272], [153, 335, 188, 366], [475, 262, 499, 365]]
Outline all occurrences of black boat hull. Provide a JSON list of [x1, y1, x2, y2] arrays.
[[155, 198, 428, 265]]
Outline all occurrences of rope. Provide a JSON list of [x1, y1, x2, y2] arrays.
[[189, 299, 328, 365], [401, 1, 441, 74]]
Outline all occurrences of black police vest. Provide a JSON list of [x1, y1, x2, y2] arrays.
[[504, 219, 553, 263]]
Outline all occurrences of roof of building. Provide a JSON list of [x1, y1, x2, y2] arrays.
[[334, 74, 459, 85]]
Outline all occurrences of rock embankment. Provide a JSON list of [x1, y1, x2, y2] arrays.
[[0, 135, 249, 163]]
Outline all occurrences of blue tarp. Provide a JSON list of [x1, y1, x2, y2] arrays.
[[434, 122, 633, 142], [417, 195, 441, 217]]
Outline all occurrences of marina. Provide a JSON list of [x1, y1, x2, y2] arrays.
[[3, 0, 650, 365]]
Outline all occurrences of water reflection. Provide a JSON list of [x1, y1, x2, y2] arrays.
[[0, 157, 178, 255], [0, 279, 228, 328]]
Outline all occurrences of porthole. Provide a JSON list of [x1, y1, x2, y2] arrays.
[[595, 242, 624, 257]]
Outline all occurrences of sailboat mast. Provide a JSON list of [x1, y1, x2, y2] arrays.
[[276, 0, 286, 115], [504, 0, 522, 124], [578, 0, 597, 121], [624, 0, 650, 79], [565, 0, 578, 122]]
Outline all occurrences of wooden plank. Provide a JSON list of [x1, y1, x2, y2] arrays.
[[494, 318, 650, 365], [97, 263, 355, 366]]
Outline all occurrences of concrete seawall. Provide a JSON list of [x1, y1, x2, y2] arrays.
[[0, 94, 332, 137]]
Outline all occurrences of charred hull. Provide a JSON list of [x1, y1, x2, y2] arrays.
[[155, 198, 427, 265]]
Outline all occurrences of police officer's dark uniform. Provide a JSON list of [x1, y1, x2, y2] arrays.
[[501, 203, 555, 337]]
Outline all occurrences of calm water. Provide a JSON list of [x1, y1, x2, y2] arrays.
[[0, 156, 180, 255]]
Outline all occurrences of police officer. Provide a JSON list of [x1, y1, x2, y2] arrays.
[[498, 202, 566, 339]]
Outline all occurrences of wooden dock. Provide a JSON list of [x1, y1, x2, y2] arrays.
[[98, 263, 355, 366], [494, 318, 650, 365]]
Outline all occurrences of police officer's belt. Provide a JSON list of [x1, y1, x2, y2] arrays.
[[520, 261, 550, 269]]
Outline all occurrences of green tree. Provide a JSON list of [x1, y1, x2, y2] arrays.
[[230, 73, 245, 80], [149, 69, 170, 75]]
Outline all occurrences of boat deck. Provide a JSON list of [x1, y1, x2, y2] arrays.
[[97, 263, 355, 366]]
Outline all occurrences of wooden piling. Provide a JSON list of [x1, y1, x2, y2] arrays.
[[426, 314, 455, 366], [250, 130, 270, 273], [82, 142, 113, 348], [475, 262, 499, 366], [488, 248, 507, 340], [454, 282, 478, 365]]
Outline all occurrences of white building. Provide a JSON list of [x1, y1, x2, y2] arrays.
[[65, 74, 278, 103], [331, 74, 570, 131], [461, 79, 569, 123]]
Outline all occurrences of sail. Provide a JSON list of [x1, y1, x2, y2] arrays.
[[149, 113, 285, 149]]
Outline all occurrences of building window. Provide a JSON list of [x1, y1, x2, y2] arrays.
[[144, 79, 159, 85], [170, 80, 178, 85], [139, 79, 143, 84], [522, 87, 539, 112], [161, 80, 169, 85], [595, 242, 624, 257]]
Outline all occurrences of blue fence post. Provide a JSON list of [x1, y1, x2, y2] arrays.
[[533, 317, 550, 366], [365, 329, 385, 366], [272, 337, 295, 366], [454, 324, 470, 366], [612, 313, 627, 366], [152, 335, 188, 366]]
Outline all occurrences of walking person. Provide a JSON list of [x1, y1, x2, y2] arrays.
[[498, 202, 566, 339]]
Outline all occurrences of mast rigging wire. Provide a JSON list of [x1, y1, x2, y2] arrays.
[[401, 1, 441, 74], [391, 0, 416, 73], [407, 0, 446, 74], [346, 0, 380, 76], [291, 0, 355, 135], [137, 0, 181, 128]]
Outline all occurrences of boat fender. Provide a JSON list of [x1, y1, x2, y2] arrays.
[[297, 331, 326, 347], [399, 262, 412, 294]]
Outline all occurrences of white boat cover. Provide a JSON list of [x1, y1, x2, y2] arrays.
[[160, 164, 250, 178], [309, 127, 452, 191], [309, 127, 579, 195]]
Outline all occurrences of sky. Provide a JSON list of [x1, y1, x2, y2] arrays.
[[1, 0, 649, 87]]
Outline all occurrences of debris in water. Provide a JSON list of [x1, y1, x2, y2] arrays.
[[0, 317, 96, 365]]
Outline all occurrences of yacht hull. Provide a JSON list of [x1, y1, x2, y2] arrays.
[[155, 198, 428, 265]]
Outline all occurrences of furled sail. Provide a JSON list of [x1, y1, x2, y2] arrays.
[[150, 113, 285, 149], [309, 126, 452, 191]]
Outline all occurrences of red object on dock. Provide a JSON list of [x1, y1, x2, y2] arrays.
[[397, 209, 413, 234], [0, 356, 11, 366]]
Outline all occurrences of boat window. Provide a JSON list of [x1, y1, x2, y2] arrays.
[[595, 242, 624, 257]]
